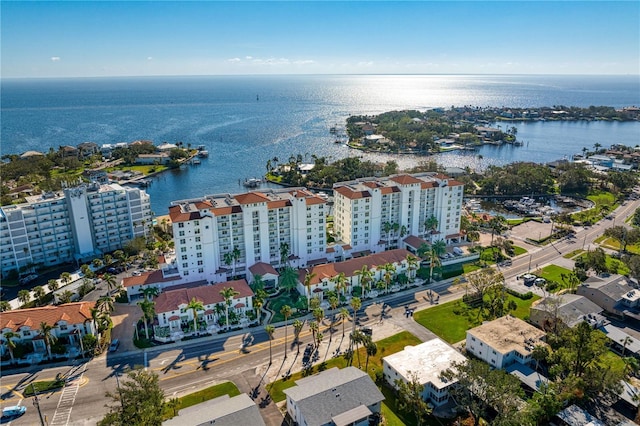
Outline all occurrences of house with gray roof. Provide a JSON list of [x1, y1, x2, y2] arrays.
[[163, 393, 264, 426], [283, 366, 384, 426], [577, 275, 640, 318], [529, 294, 604, 331]]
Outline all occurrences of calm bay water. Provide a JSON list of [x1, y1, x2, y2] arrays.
[[1, 74, 639, 214]]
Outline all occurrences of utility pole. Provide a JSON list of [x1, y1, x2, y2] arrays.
[[31, 383, 46, 426]]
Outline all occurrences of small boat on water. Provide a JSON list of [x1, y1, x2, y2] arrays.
[[198, 150, 209, 158], [243, 178, 262, 188], [190, 158, 201, 165], [197, 144, 206, 151]]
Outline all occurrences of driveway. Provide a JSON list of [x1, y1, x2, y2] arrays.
[[110, 303, 142, 352]]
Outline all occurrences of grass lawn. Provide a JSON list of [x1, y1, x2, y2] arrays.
[[597, 237, 640, 255], [572, 191, 618, 224], [563, 249, 585, 259], [268, 331, 421, 404], [536, 264, 573, 285], [414, 294, 540, 344], [163, 381, 240, 420], [512, 246, 527, 256], [606, 256, 630, 275]]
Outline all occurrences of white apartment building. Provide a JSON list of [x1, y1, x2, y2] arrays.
[[0, 183, 152, 277], [332, 173, 464, 254], [169, 188, 327, 282]]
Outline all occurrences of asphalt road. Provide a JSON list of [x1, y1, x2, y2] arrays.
[[2, 196, 639, 425]]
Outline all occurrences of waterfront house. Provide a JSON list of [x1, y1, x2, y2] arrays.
[[283, 366, 384, 426], [77, 142, 100, 158], [382, 338, 466, 407], [136, 152, 171, 165]]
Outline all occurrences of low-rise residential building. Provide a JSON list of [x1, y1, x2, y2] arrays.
[[163, 393, 264, 426], [248, 262, 280, 290], [283, 366, 384, 426], [466, 316, 546, 369], [0, 302, 96, 364], [382, 338, 466, 407], [577, 275, 640, 317], [529, 294, 604, 331], [122, 269, 184, 302], [153, 279, 254, 341], [0, 182, 152, 278], [297, 248, 414, 300]]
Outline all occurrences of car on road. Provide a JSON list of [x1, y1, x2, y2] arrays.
[[360, 327, 373, 336], [2, 405, 26, 418], [534, 278, 546, 286], [132, 271, 142, 277], [109, 339, 120, 352]]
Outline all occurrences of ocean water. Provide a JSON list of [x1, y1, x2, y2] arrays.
[[1, 74, 639, 214]]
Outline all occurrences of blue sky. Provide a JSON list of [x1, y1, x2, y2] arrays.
[[2, 1, 639, 78]]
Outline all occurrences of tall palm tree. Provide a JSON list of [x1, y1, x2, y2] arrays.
[[355, 265, 373, 298], [39, 322, 56, 359], [253, 289, 266, 324], [265, 325, 275, 364], [279, 266, 299, 295], [251, 274, 265, 292], [220, 287, 240, 330], [303, 271, 317, 305], [382, 221, 393, 249], [425, 215, 439, 235], [293, 319, 304, 354], [429, 240, 446, 283], [280, 305, 292, 359], [59, 290, 74, 304], [230, 246, 241, 277], [406, 255, 419, 283], [332, 272, 348, 298], [96, 295, 114, 314], [382, 263, 396, 293], [312, 307, 325, 328], [17, 289, 31, 306], [279, 242, 290, 269], [92, 258, 104, 269], [103, 254, 113, 266], [328, 295, 339, 341], [137, 299, 155, 339], [340, 307, 350, 337], [349, 297, 362, 342], [60, 272, 72, 286], [186, 297, 204, 334], [223, 251, 234, 277], [102, 273, 117, 295], [33, 286, 45, 306], [3, 331, 18, 364]]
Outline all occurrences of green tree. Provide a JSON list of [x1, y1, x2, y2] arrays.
[[140, 286, 159, 301], [32, 285, 45, 305], [339, 307, 349, 337], [3, 331, 18, 364], [220, 287, 240, 331], [186, 297, 204, 334], [293, 319, 304, 354], [48, 279, 59, 293], [394, 372, 432, 426], [39, 322, 56, 359], [280, 305, 292, 359], [349, 297, 362, 343], [17, 289, 31, 305], [138, 299, 155, 339], [59, 290, 74, 304], [60, 271, 72, 285], [303, 271, 317, 305], [279, 266, 299, 294], [0, 301, 10, 312], [98, 368, 165, 426], [265, 325, 275, 364], [331, 272, 348, 297], [103, 273, 118, 295], [429, 240, 446, 282]]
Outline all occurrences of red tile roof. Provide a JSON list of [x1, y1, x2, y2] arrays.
[[0, 302, 96, 332], [389, 174, 422, 185], [122, 270, 181, 288], [298, 248, 412, 285], [403, 235, 427, 249], [249, 262, 279, 276], [333, 186, 371, 200], [234, 192, 271, 205], [448, 180, 464, 187], [154, 279, 254, 313], [211, 205, 243, 216], [169, 205, 207, 223], [421, 181, 438, 189], [267, 199, 292, 209]]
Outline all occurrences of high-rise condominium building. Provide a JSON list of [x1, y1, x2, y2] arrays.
[[0, 183, 152, 277], [168, 188, 327, 282], [332, 173, 464, 253]]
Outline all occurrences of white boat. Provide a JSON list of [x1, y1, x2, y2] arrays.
[[243, 178, 261, 188], [198, 150, 209, 158]]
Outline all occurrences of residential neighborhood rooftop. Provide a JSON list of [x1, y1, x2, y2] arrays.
[[468, 315, 546, 356]]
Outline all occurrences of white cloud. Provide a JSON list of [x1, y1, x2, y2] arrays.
[[147, 57, 153, 61], [227, 56, 314, 67], [357, 61, 374, 67], [227, 57, 241, 63], [245, 56, 253, 60], [50, 56, 61, 62]]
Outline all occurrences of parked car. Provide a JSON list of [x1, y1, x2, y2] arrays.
[[534, 278, 546, 286], [2, 406, 26, 418], [109, 339, 120, 352]]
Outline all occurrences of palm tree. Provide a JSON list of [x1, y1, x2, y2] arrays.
[[429, 240, 446, 283], [265, 325, 275, 364], [279, 266, 299, 295], [280, 305, 292, 359], [59, 290, 74, 304], [349, 297, 362, 343], [220, 287, 240, 331], [138, 299, 155, 339], [406, 255, 419, 283], [223, 251, 234, 277], [253, 289, 266, 324], [621, 336, 634, 357], [39, 322, 56, 359], [186, 297, 204, 334], [279, 242, 290, 269], [354, 265, 373, 298], [488, 215, 507, 247], [303, 271, 317, 305], [92, 258, 104, 269], [60, 272, 72, 286], [425, 215, 439, 234], [33, 286, 45, 305], [17, 289, 31, 306], [313, 307, 325, 328], [309, 320, 319, 348], [0, 301, 10, 312], [331, 272, 348, 298], [3, 331, 18, 364], [167, 397, 180, 417], [382, 222, 393, 249], [365, 339, 378, 371], [102, 273, 117, 295], [293, 319, 304, 354], [328, 296, 339, 341], [96, 295, 115, 314], [339, 307, 350, 337], [140, 286, 159, 301], [251, 274, 265, 293], [382, 263, 396, 293], [47, 279, 59, 293]]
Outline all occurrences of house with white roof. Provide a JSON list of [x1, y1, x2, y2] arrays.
[[382, 338, 466, 407], [163, 393, 264, 426], [283, 366, 384, 426], [466, 315, 546, 369]]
